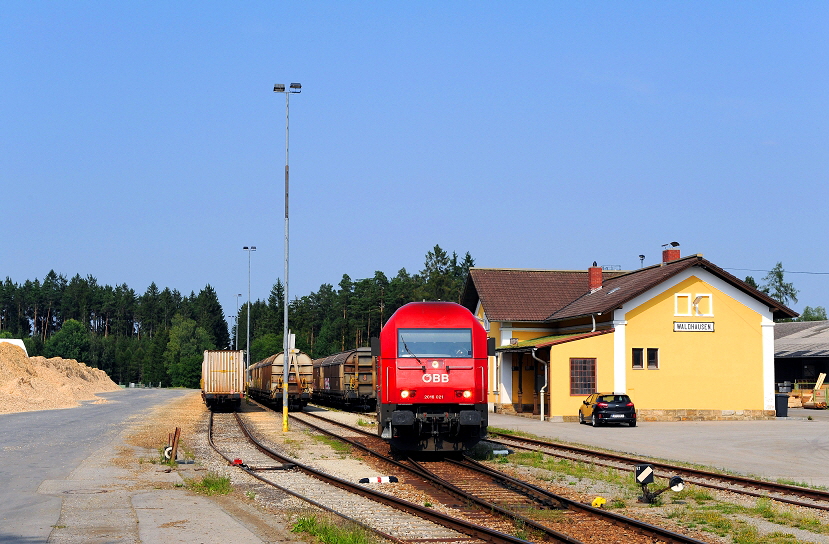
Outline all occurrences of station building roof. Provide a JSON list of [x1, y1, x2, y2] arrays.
[[462, 254, 798, 323]]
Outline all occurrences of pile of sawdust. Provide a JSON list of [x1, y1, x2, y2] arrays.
[[0, 342, 121, 414]]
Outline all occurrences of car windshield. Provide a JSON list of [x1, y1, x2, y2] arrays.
[[398, 328, 472, 358], [597, 395, 630, 403]]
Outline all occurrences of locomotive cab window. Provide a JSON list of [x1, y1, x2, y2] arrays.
[[398, 328, 472, 358]]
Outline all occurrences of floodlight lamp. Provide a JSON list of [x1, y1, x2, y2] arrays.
[[274, 84, 286, 93], [289, 82, 302, 92]]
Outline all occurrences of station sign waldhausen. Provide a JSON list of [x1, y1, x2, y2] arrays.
[[674, 322, 715, 332]]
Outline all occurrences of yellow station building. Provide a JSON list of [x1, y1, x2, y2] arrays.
[[461, 249, 797, 421]]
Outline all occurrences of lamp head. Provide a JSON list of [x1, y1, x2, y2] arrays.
[[669, 476, 685, 492]]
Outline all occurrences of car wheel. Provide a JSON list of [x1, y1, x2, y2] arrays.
[[578, 412, 584, 424], [629, 420, 637, 427], [591, 414, 599, 427]]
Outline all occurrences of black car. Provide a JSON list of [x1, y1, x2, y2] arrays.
[[578, 392, 636, 427]]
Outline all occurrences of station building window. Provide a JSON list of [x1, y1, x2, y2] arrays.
[[570, 358, 596, 395], [632, 348, 659, 369], [632, 348, 644, 369], [647, 348, 659, 369]]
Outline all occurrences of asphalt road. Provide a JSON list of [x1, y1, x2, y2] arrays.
[[0, 389, 193, 543]]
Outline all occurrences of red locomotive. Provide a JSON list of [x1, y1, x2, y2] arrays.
[[373, 301, 494, 453]]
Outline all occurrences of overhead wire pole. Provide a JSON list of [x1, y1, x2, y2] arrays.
[[243, 247, 256, 384], [274, 82, 301, 432]]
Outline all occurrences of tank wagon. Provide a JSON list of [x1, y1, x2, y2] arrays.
[[201, 350, 246, 411], [312, 347, 377, 411], [248, 351, 313, 411], [374, 301, 494, 453]]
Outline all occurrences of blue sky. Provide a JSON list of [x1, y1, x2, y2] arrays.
[[2, 2, 827, 320]]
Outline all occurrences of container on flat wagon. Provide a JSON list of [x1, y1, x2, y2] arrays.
[[201, 350, 246, 409]]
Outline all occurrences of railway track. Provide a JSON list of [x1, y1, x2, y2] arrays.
[[208, 407, 529, 544], [292, 409, 706, 543], [487, 430, 829, 512]]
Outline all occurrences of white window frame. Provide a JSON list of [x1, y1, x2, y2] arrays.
[[674, 294, 691, 316], [693, 293, 714, 317]]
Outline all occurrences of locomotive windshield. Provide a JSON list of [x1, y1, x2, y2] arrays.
[[397, 328, 472, 358]]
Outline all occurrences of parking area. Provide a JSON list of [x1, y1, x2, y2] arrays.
[[488, 408, 829, 488]]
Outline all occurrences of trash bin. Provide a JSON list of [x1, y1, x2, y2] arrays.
[[775, 393, 789, 417]]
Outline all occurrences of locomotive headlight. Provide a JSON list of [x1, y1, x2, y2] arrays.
[[462, 390, 472, 399], [401, 390, 410, 399]]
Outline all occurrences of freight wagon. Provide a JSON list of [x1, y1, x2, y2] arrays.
[[248, 351, 313, 411], [201, 350, 246, 411], [312, 347, 377, 411]]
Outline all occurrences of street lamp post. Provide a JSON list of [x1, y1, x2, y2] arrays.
[[234, 293, 242, 350], [274, 82, 301, 432], [243, 246, 256, 382]]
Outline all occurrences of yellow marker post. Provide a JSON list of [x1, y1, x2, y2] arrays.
[[282, 380, 289, 432]]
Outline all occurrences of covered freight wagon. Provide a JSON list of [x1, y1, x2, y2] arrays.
[[312, 347, 377, 411], [248, 351, 313, 411], [201, 350, 246, 411]]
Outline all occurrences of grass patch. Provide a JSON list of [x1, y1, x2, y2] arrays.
[[667, 497, 829, 540], [310, 433, 352, 454], [355, 418, 373, 427], [673, 487, 715, 504], [668, 507, 735, 537], [188, 472, 232, 495], [776, 478, 828, 491], [507, 451, 632, 489], [291, 514, 377, 544], [750, 498, 825, 533], [522, 507, 567, 523]]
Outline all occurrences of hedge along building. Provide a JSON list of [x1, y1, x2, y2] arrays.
[[461, 249, 798, 421]]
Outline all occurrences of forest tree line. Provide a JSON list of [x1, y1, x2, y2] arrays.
[[0, 245, 474, 388], [6, 253, 820, 389]]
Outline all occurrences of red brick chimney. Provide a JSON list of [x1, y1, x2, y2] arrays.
[[662, 244, 680, 263], [589, 261, 602, 291]]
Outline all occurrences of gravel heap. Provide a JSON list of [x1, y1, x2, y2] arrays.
[[0, 342, 121, 414]]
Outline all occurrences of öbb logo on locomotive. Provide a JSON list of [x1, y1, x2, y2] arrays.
[[422, 373, 450, 383]]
